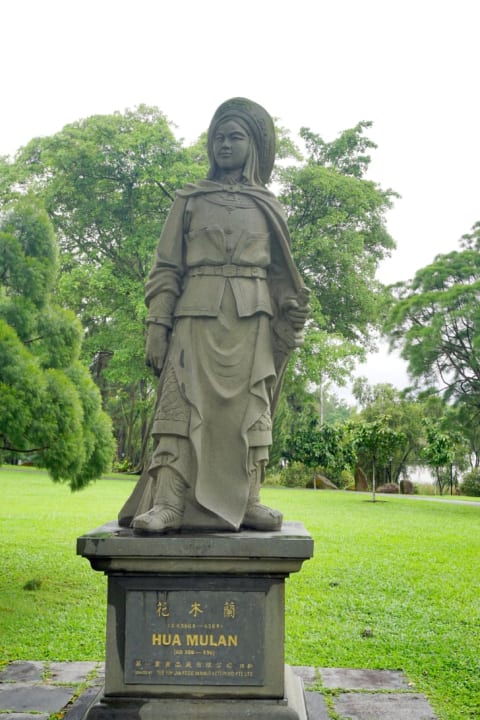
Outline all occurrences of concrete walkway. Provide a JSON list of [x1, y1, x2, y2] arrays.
[[0, 661, 438, 719]]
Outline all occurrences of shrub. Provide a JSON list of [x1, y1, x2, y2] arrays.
[[460, 469, 480, 497], [112, 457, 134, 473], [416, 483, 436, 495], [264, 470, 283, 487], [279, 461, 314, 488], [337, 468, 354, 489]]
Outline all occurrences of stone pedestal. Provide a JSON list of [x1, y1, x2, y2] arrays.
[[77, 521, 313, 720]]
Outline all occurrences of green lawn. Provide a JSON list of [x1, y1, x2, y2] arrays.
[[1, 467, 479, 720]]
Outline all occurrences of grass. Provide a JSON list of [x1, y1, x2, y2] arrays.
[[1, 467, 479, 720], [0, 466, 133, 661]]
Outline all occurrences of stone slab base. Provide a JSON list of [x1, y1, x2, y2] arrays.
[[82, 666, 306, 720]]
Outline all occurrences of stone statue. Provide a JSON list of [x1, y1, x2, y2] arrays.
[[118, 98, 308, 534]]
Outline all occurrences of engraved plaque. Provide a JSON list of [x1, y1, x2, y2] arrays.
[[124, 588, 265, 685]]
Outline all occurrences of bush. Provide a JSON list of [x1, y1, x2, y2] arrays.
[[460, 469, 480, 497], [416, 483, 436, 495], [112, 457, 134, 473], [264, 470, 283, 487], [337, 468, 354, 489], [279, 461, 314, 488]]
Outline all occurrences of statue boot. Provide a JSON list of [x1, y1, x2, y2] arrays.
[[132, 468, 186, 533], [242, 464, 283, 532]]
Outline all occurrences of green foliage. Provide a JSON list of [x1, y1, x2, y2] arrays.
[[0, 200, 115, 487], [0, 320, 47, 451], [353, 380, 429, 481], [273, 122, 303, 164], [270, 355, 354, 474], [287, 412, 355, 480], [353, 417, 405, 466], [385, 221, 480, 411], [460, 469, 480, 497], [279, 122, 397, 360], [420, 420, 466, 495], [267, 120, 399, 425], [300, 122, 377, 178], [0, 196, 57, 306], [448, 402, 480, 468], [279, 461, 314, 488], [294, 316, 360, 390], [337, 468, 354, 489], [321, 389, 352, 424], [352, 416, 405, 499], [421, 424, 455, 468]]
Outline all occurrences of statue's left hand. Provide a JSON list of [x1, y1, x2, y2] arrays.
[[282, 298, 309, 330]]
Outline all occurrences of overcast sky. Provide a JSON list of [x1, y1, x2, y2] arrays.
[[2, 0, 479, 395]]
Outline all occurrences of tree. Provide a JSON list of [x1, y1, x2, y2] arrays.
[[288, 417, 355, 482], [420, 423, 458, 496], [384, 222, 480, 481], [460, 469, 480, 497], [268, 121, 398, 472], [352, 379, 428, 483], [279, 122, 397, 390], [269, 355, 353, 472], [321, 387, 352, 425], [385, 221, 480, 410], [0, 198, 115, 488], [448, 402, 480, 469], [352, 418, 405, 501]]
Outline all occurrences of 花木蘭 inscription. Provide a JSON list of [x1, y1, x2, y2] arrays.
[[124, 588, 265, 685]]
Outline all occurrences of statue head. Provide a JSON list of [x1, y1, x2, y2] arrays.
[[207, 98, 276, 186]]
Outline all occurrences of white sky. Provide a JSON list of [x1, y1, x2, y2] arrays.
[[1, 0, 479, 396]]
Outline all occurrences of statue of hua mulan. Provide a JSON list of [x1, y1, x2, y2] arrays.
[[118, 97, 308, 534]]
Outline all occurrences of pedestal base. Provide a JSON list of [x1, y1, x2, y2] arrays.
[[82, 666, 306, 720], [77, 522, 313, 720]]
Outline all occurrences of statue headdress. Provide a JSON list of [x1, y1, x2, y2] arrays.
[[207, 97, 276, 185]]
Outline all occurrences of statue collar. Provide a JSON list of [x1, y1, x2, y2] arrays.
[[176, 180, 276, 202]]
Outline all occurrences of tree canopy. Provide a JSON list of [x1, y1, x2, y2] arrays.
[[0, 198, 115, 488], [352, 417, 405, 500], [352, 379, 427, 482], [385, 221, 480, 411], [280, 123, 396, 339], [278, 121, 397, 396]]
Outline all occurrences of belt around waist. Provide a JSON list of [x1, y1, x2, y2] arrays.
[[188, 264, 267, 279]]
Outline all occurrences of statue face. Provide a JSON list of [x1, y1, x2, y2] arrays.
[[213, 120, 250, 173]]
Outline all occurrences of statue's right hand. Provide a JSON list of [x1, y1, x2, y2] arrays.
[[145, 324, 169, 377]]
